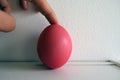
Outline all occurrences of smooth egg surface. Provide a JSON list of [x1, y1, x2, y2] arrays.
[[37, 24, 72, 69]]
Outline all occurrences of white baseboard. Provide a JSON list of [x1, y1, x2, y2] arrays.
[[110, 60, 120, 67]]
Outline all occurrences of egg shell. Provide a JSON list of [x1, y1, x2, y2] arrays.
[[37, 24, 72, 69]]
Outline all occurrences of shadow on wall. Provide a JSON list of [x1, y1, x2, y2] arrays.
[[0, 0, 49, 62]]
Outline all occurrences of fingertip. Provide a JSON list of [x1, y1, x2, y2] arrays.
[[20, 0, 28, 10]]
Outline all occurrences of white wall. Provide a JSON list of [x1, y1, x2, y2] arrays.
[[0, 0, 120, 61]]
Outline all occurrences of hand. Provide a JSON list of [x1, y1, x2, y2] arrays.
[[20, 0, 59, 24], [0, 0, 11, 13], [0, 0, 58, 32], [0, 0, 16, 32]]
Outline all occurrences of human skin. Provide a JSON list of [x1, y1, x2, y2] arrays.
[[21, 0, 59, 24], [0, 0, 16, 32], [0, 0, 59, 32], [0, 11, 16, 32]]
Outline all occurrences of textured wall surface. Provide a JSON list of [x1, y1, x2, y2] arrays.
[[0, 0, 120, 61]]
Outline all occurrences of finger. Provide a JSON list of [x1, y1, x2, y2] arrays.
[[0, 0, 11, 13], [33, 0, 59, 24], [20, 0, 28, 10], [0, 11, 16, 32]]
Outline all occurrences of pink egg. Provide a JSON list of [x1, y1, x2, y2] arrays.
[[37, 24, 72, 69]]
